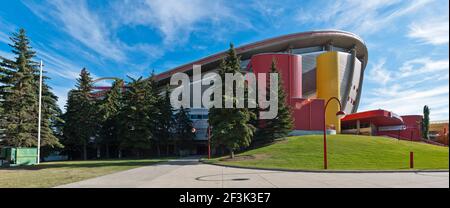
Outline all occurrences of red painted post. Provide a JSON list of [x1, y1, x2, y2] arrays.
[[410, 152, 414, 169]]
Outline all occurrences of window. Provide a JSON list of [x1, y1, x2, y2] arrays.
[[360, 123, 370, 128]]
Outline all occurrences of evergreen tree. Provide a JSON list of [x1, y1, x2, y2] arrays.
[[255, 60, 293, 144], [146, 72, 164, 155], [63, 68, 97, 160], [0, 29, 62, 148], [155, 85, 174, 156], [208, 43, 255, 158], [0, 55, 10, 135], [117, 77, 157, 157], [61, 90, 79, 158], [0, 29, 37, 147], [173, 106, 195, 154], [0, 56, 5, 116], [422, 105, 430, 140], [38, 83, 63, 148], [96, 79, 124, 158]]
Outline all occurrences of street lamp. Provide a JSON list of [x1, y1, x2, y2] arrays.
[[323, 96, 345, 169]]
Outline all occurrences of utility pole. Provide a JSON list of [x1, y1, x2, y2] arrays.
[[37, 60, 43, 164]]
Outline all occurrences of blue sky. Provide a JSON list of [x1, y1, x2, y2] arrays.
[[0, 0, 448, 120]]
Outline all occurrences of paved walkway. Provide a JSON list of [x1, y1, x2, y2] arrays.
[[57, 157, 449, 188]]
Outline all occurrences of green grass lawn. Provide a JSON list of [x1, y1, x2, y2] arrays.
[[207, 135, 449, 171], [0, 158, 168, 188]]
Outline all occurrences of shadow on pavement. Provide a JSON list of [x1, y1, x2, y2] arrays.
[[1, 156, 202, 171]]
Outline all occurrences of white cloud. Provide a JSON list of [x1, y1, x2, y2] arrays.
[[296, 0, 432, 35], [0, 50, 13, 59], [0, 17, 16, 44], [51, 86, 72, 112], [0, 32, 9, 44], [23, 0, 127, 62], [250, 0, 286, 27], [361, 85, 449, 120], [399, 58, 449, 78], [408, 19, 449, 45], [22, 0, 163, 64], [34, 48, 85, 80], [0, 34, 82, 81], [367, 59, 392, 85], [362, 56, 449, 120], [113, 0, 251, 45]]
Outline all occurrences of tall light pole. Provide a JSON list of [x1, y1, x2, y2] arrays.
[[37, 60, 43, 164], [323, 97, 345, 169]]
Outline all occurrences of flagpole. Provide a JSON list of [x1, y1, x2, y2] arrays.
[[37, 60, 43, 164]]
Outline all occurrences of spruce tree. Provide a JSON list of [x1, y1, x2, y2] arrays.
[[39, 83, 63, 148], [0, 55, 9, 135], [0, 29, 37, 147], [256, 60, 293, 144], [0, 58, 5, 116], [61, 90, 80, 158], [97, 79, 124, 158], [146, 72, 164, 155], [0, 29, 62, 148], [208, 43, 255, 158], [117, 77, 156, 157], [173, 106, 195, 154], [155, 85, 174, 155], [63, 68, 96, 160]]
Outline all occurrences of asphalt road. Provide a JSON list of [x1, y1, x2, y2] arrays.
[[57, 157, 449, 188]]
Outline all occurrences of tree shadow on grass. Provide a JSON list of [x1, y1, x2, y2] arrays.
[[2, 158, 171, 171]]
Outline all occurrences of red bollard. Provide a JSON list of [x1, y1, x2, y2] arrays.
[[410, 152, 414, 169]]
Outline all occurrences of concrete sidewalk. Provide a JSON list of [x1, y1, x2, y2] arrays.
[[57, 157, 449, 188]]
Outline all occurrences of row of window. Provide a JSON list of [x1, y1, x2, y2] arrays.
[[342, 122, 371, 130], [190, 114, 208, 120]]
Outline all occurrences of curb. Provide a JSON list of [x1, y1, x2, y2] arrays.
[[199, 160, 449, 173]]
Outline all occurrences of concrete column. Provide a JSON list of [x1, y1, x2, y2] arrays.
[[325, 41, 334, 51], [356, 120, 360, 135]]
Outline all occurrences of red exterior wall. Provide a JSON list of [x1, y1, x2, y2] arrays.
[[250, 53, 322, 131], [377, 115, 423, 141], [342, 110, 423, 141], [250, 53, 302, 107], [291, 98, 325, 131]]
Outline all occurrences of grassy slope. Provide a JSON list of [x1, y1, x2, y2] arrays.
[[0, 158, 167, 188], [210, 135, 449, 170]]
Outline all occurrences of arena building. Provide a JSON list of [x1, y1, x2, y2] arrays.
[[90, 30, 434, 154], [154, 30, 369, 153]]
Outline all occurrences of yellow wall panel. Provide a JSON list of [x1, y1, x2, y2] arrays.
[[316, 51, 341, 133]]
